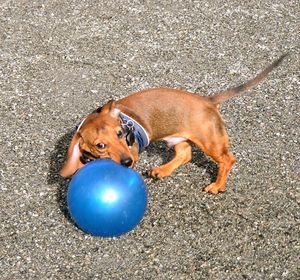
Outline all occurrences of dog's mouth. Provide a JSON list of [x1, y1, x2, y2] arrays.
[[81, 151, 121, 165], [80, 151, 98, 164], [81, 151, 134, 168]]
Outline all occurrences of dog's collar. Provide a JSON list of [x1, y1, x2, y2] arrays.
[[76, 111, 150, 154], [119, 112, 149, 153]]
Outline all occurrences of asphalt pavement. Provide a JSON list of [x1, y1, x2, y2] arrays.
[[1, 0, 299, 279]]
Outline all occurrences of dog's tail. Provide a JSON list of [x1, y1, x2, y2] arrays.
[[208, 54, 287, 105]]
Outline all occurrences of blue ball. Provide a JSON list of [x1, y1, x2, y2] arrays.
[[67, 159, 147, 237]]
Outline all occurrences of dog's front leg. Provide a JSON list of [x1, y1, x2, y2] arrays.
[[149, 142, 192, 179]]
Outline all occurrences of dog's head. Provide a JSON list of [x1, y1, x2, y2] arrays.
[[60, 100, 136, 177]]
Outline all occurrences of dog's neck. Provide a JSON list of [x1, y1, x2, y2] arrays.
[[119, 112, 149, 153]]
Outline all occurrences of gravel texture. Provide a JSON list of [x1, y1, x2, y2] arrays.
[[1, 0, 299, 279]]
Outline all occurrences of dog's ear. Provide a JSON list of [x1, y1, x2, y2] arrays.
[[101, 100, 120, 119], [59, 132, 84, 177]]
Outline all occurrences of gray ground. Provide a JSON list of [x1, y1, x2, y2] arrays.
[[1, 0, 299, 279]]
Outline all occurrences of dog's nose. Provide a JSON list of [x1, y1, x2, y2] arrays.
[[120, 157, 133, 167]]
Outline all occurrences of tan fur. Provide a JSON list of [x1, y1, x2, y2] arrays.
[[60, 55, 286, 194]]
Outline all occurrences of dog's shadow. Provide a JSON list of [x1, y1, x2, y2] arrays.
[[144, 142, 218, 183], [48, 131, 218, 220], [48, 130, 75, 222], [192, 146, 218, 183]]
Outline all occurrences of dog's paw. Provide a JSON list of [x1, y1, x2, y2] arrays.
[[202, 183, 225, 194], [148, 166, 172, 179]]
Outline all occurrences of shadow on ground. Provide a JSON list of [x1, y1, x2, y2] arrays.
[[144, 142, 218, 183], [48, 130, 75, 222]]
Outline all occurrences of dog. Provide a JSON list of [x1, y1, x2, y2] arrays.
[[60, 55, 286, 194]]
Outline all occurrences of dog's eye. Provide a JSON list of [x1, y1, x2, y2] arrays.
[[96, 143, 106, 149], [117, 130, 123, 139]]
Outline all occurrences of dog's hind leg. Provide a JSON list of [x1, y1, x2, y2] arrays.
[[192, 134, 236, 194]]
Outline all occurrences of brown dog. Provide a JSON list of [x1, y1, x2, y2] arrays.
[[60, 55, 286, 194]]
